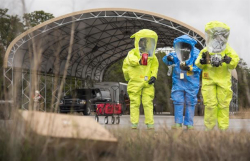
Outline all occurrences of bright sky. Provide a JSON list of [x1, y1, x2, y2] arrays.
[[1, 0, 250, 66]]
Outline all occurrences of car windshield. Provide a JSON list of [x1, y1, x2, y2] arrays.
[[100, 90, 111, 99], [72, 89, 89, 99]]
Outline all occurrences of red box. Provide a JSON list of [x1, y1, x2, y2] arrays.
[[114, 104, 122, 114], [96, 104, 105, 115], [96, 103, 122, 115], [104, 103, 114, 115]]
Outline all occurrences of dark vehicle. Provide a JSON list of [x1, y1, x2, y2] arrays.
[[59, 88, 111, 115]]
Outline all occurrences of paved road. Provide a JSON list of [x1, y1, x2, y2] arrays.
[[94, 115, 250, 131], [1, 114, 250, 132]]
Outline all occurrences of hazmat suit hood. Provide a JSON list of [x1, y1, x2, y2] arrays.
[[205, 21, 230, 53], [130, 29, 158, 59], [173, 35, 197, 63]]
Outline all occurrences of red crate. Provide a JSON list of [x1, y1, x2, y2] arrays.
[[104, 103, 114, 115], [96, 104, 105, 115], [96, 103, 122, 115], [114, 104, 122, 114]]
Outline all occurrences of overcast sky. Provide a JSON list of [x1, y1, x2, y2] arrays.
[[1, 0, 250, 66]]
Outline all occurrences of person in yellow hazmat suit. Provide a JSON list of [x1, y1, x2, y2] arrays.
[[195, 21, 239, 130], [122, 29, 159, 129]]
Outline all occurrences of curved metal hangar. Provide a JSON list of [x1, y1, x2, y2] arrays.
[[4, 8, 205, 82]]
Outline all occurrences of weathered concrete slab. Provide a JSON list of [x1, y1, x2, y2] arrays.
[[20, 110, 117, 145]]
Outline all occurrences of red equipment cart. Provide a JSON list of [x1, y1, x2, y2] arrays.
[[95, 103, 122, 124]]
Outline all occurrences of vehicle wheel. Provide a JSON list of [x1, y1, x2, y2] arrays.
[[84, 106, 91, 115], [116, 117, 120, 124], [111, 116, 115, 124], [104, 116, 108, 124], [95, 115, 99, 122]]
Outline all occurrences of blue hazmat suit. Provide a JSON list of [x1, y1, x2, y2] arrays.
[[162, 35, 201, 126]]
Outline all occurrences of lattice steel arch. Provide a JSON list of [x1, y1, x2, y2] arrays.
[[4, 8, 237, 111]]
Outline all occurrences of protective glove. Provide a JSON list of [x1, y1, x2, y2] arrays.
[[148, 76, 156, 84], [180, 64, 191, 71], [139, 60, 142, 65], [223, 55, 232, 64], [200, 52, 207, 64], [167, 55, 174, 62]]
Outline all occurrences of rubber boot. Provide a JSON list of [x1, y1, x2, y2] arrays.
[[186, 125, 194, 130], [171, 123, 182, 129], [147, 124, 154, 130], [131, 123, 138, 129]]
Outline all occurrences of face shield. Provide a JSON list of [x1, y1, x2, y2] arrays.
[[174, 42, 192, 63], [205, 27, 230, 53], [139, 37, 156, 57]]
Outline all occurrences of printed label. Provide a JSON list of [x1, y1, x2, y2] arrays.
[[203, 72, 209, 79], [180, 73, 184, 79], [187, 71, 193, 76]]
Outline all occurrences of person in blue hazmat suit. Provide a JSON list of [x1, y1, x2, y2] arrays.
[[162, 35, 201, 129]]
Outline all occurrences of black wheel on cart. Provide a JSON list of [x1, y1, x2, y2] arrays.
[[116, 116, 120, 124], [111, 116, 115, 124], [104, 116, 108, 124], [95, 115, 99, 122]]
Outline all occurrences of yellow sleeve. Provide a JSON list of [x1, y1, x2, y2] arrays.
[[226, 46, 239, 69], [122, 49, 140, 81], [195, 48, 207, 69], [122, 57, 130, 81], [150, 55, 159, 79], [127, 50, 140, 67]]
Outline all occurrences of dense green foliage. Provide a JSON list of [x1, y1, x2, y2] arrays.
[[236, 58, 250, 108], [23, 10, 54, 29], [0, 8, 55, 99]]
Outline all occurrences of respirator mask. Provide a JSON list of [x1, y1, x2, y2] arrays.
[[139, 37, 155, 65]]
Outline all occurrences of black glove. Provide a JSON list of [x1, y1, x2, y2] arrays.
[[200, 52, 207, 64], [148, 76, 156, 84], [223, 55, 232, 64], [167, 55, 174, 61], [180, 64, 190, 71]]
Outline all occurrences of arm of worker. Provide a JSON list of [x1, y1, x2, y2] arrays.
[[127, 49, 140, 67], [224, 45, 240, 69], [195, 49, 207, 70], [122, 57, 130, 81], [150, 55, 159, 79], [190, 48, 202, 73], [122, 49, 140, 81], [162, 52, 177, 66]]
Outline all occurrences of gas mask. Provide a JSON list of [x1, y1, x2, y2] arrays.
[[139, 37, 155, 65], [206, 27, 229, 53], [210, 54, 223, 67], [174, 42, 192, 65]]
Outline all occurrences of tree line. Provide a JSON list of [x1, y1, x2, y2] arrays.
[[0, 8, 54, 99]]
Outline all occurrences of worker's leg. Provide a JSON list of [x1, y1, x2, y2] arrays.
[[217, 82, 232, 130], [184, 89, 198, 126], [171, 90, 185, 124], [202, 81, 218, 130], [141, 85, 154, 125], [127, 81, 142, 125]]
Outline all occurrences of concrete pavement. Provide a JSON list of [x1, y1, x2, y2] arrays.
[[94, 115, 250, 131]]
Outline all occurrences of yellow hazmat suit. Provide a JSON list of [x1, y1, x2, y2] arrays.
[[122, 29, 159, 128], [195, 21, 239, 130]]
